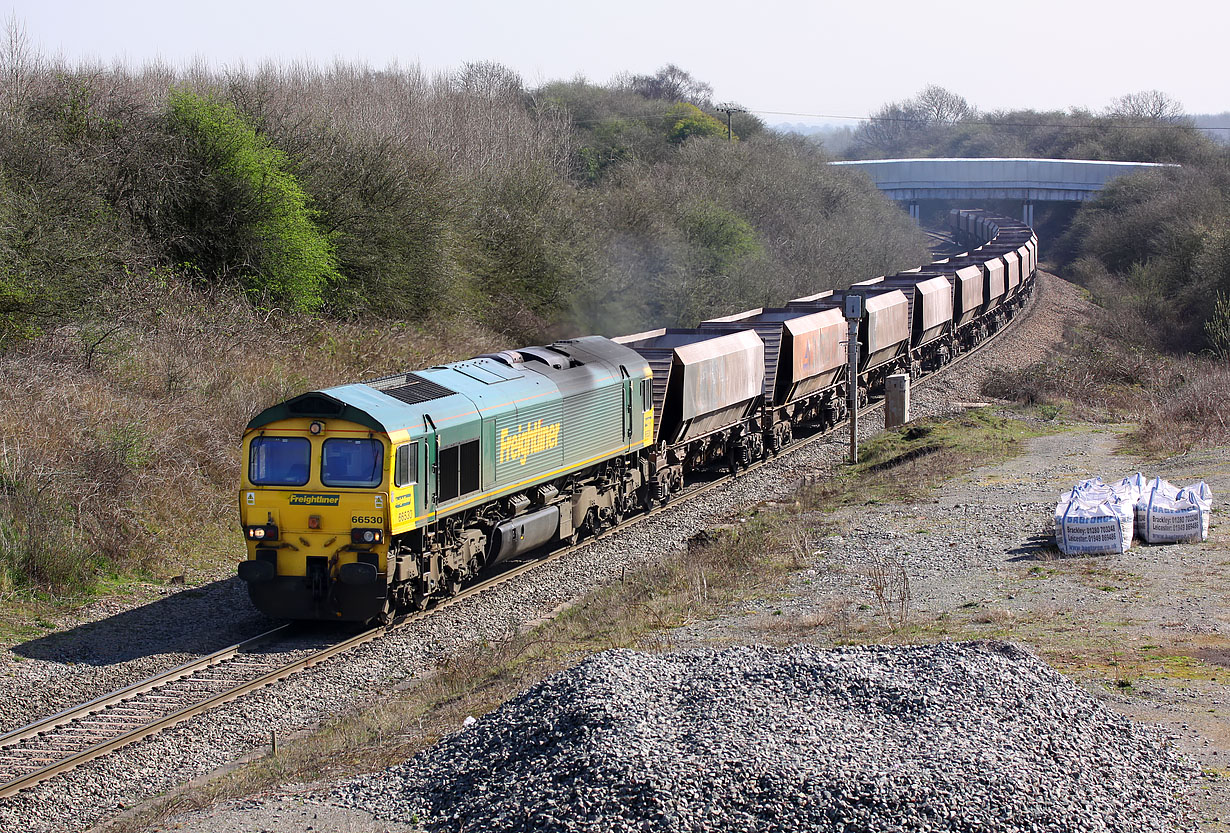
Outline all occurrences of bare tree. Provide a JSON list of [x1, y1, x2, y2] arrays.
[[1108, 90, 1186, 123], [856, 101, 926, 154], [854, 85, 971, 155], [915, 84, 971, 124], [629, 64, 712, 106], [458, 61, 523, 101], [0, 13, 39, 125]]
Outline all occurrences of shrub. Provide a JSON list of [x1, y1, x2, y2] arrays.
[[664, 102, 727, 144], [165, 89, 340, 310]]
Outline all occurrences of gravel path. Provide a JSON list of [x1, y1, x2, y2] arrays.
[[334, 642, 1195, 833], [0, 273, 1094, 832]]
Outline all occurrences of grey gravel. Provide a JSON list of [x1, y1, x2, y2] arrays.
[[336, 641, 1195, 832]]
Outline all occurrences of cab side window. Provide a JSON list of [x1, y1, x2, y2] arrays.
[[394, 443, 418, 487]]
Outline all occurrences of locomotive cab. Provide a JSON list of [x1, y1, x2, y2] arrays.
[[239, 391, 424, 622]]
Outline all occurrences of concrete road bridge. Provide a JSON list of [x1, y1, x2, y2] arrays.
[[831, 158, 1174, 225]]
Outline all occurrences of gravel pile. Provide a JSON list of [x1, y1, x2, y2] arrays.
[[337, 641, 1194, 833]]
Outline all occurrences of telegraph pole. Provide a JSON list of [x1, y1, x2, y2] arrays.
[[716, 103, 746, 142]]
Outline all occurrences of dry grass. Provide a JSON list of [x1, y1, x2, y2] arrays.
[[798, 409, 1051, 510], [866, 552, 911, 631], [970, 607, 1017, 627], [983, 325, 1230, 456]]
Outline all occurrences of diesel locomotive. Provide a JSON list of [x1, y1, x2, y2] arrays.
[[238, 209, 1038, 622]]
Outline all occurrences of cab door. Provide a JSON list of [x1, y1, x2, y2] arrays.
[[424, 416, 438, 520], [391, 440, 424, 531], [621, 367, 633, 444]]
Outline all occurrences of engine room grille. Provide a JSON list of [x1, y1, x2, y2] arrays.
[[365, 372, 454, 405]]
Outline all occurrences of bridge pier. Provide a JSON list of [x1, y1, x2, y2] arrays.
[[909, 201, 919, 224], [1023, 200, 1034, 227]]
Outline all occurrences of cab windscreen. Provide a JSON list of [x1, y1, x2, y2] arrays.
[[250, 437, 310, 486]]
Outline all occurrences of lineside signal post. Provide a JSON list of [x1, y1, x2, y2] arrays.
[[843, 292, 863, 465]]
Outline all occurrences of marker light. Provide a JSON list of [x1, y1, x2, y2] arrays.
[[246, 523, 279, 541], [309, 421, 324, 435], [351, 528, 383, 545]]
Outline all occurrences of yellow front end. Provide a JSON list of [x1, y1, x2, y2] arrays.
[[238, 417, 393, 621]]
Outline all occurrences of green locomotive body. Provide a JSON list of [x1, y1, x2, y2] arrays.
[[239, 336, 654, 621]]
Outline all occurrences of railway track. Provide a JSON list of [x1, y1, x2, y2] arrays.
[[0, 278, 1038, 803]]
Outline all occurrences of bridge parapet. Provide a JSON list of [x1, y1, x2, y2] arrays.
[[833, 158, 1175, 224]]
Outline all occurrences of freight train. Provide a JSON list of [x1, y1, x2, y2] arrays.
[[238, 209, 1037, 622]]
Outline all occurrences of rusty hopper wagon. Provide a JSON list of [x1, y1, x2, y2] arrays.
[[699, 305, 848, 450], [866, 275, 954, 377], [911, 261, 985, 349], [613, 328, 764, 498], [786, 288, 911, 398]]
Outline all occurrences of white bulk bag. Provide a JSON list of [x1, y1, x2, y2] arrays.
[[1134, 477, 1178, 529], [1138, 479, 1210, 543], [1060, 481, 1117, 506], [1184, 481, 1214, 510], [1183, 482, 1215, 540], [1118, 473, 1148, 505], [1055, 497, 1134, 555]]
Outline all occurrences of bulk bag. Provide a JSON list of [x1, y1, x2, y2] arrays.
[[1055, 497, 1134, 555]]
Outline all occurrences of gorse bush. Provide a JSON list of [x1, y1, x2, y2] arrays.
[[666, 102, 728, 144], [166, 90, 340, 311]]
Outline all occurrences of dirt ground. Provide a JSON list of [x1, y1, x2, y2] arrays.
[[669, 422, 1230, 830]]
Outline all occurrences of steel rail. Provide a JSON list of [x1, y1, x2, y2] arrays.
[[0, 625, 293, 754], [0, 275, 1039, 802]]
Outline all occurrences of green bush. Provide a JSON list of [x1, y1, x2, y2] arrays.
[[665, 102, 728, 144], [166, 89, 340, 310]]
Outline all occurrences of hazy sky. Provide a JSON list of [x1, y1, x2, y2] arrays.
[[11, 0, 1229, 122]]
